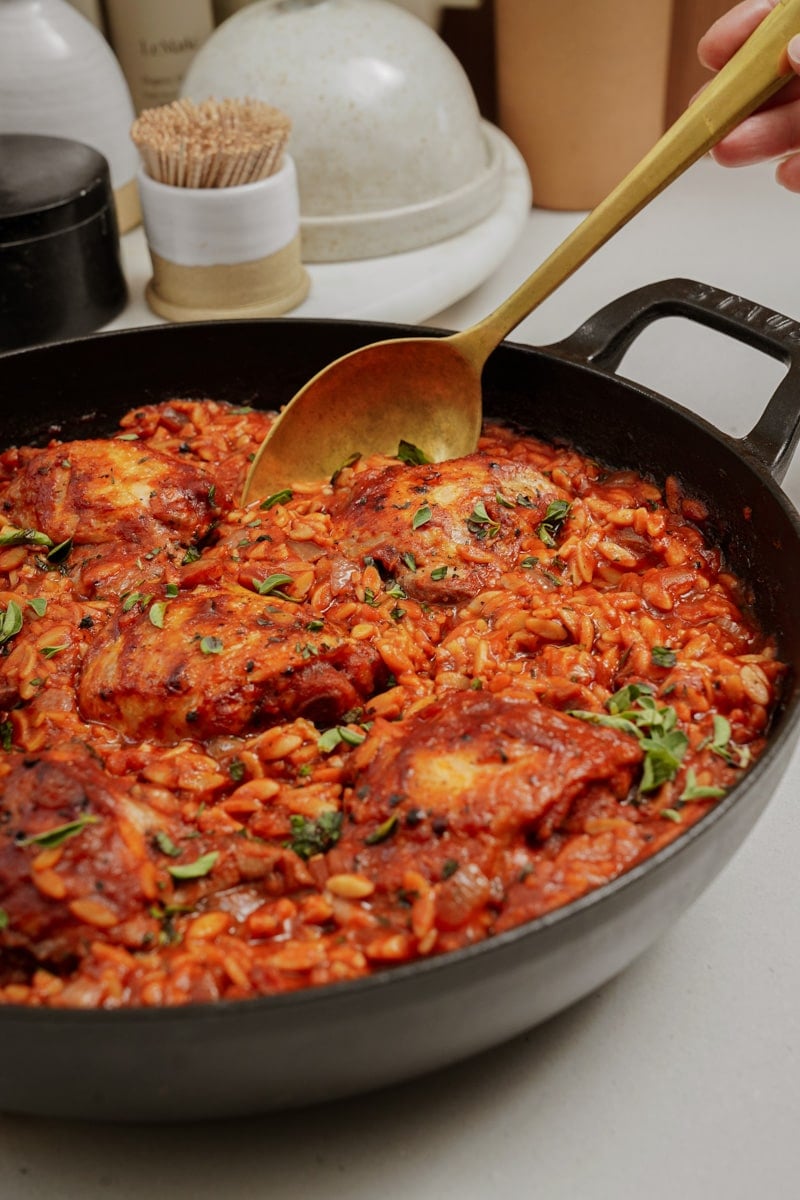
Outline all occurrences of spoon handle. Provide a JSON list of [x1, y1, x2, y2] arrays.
[[451, 0, 800, 369]]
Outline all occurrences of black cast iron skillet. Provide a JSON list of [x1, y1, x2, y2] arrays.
[[1, 278, 799, 1122]]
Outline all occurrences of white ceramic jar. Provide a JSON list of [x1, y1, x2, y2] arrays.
[[0, 0, 141, 232]]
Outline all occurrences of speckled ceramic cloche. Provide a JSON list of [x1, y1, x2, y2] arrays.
[[181, 0, 503, 260]]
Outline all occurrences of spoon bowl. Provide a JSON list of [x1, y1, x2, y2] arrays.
[[248, 335, 482, 491], [244, 0, 800, 500]]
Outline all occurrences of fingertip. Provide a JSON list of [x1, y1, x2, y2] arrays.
[[775, 153, 800, 192], [697, 26, 724, 72], [707, 137, 744, 169], [789, 34, 800, 71]]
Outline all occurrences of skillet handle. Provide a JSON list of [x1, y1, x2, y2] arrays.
[[548, 277, 800, 483]]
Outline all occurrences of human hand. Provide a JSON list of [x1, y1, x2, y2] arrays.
[[698, 0, 800, 190]]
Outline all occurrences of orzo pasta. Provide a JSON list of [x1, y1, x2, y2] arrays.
[[0, 400, 784, 1008]]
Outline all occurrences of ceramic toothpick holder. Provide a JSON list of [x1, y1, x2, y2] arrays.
[[137, 156, 310, 322]]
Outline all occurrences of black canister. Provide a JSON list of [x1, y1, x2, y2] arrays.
[[0, 133, 128, 353]]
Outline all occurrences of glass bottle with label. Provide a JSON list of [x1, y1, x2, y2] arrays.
[[104, 0, 215, 115]]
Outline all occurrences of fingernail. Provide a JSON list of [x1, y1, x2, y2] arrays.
[[788, 34, 800, 68]]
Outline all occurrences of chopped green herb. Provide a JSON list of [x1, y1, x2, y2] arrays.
[[412, 504, 432, 530], [20, 813, 99, 849], [0, 721, 12, 751], [182, 546, 201, 565], [27, 597, 47, 617], [441, 858, 459, 879], [495, 491, 515, 509], [607, 682, 654, 714], [149, 601, 167, 628], [430, 565, 448, 581], [711, 714, 732, 754], [153, 909, 184, 946], [389, 606, 406, 622], [122, 591, 151, 613], [467, 500, 500, 538], [401, 552, 417, 572], [317, 722, 369, 752], [660, 808, 683, 823], [40, 643, 69, 659], [640, 728, 689, 792], [679, 768, 726, 802], [570, 683, 688, 798], [469, 500, 492, 523], [0, 908, 8, 929], [254, 572, 294, 598], [306, 618, 324, 632], [200, 636, 224, 655], [339, 726, 368, 746], [537, 500, 571, 547], [385, 583, 406, 600], [567, 709, 641, 738], [364, 813, 399, 845], [0, 601, 23, 645], [260, 488, 293, 510], [396, 440, 431, 466], [651, 645, 677, 668], [706, 714, 750, 767], [0, 527, 53, 548], [168, 851, 219, 880], [286, 811, 343, 860], [154, 831, 182, 858], [116, 432, 139, 441], [47, 538, 73, 565], [165, 583, 179, 599], [318, 727, 344, 753], [330, 453, 361, 485], [521, 556, 539, 569]]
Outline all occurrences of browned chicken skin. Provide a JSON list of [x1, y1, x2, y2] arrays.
[[0, 750, 163, 963], [78, 584, 388, 742], [331, 454, 567, 603], [0, 748, 311, 973], [2, 439, 217, 550], [339, 688, 644, 892]]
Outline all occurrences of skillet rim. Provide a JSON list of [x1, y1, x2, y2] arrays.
[[0, 311, 798, 1027]]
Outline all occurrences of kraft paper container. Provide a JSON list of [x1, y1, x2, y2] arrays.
[[494, 0, 673, 211], [665, 0, 732, 125], [137, 155, 309, 322]]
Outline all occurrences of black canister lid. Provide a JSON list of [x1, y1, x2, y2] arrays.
[[0, 133, 127, 351], [0, 133, 114, 243]]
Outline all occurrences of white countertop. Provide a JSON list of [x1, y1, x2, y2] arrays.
[[2, 153, 799, 1199]]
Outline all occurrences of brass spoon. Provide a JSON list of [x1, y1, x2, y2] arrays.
[[244, 0, 800, 500]]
